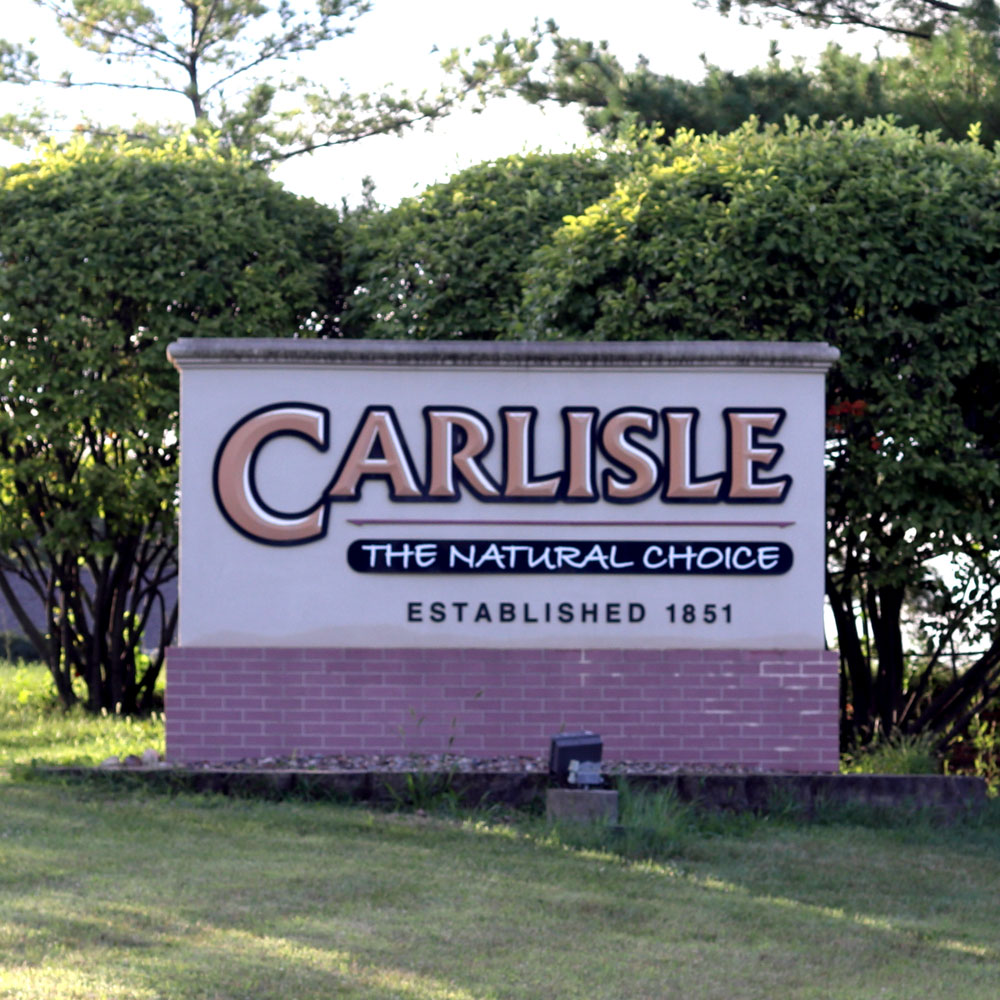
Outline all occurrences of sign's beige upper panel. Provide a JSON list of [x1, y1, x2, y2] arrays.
[[170, 339, 838, 649]]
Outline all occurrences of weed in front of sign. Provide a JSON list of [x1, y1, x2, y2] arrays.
[[384, 769, 461, 814], [539, 779, 761, 862], [381, 707, 474, 813]]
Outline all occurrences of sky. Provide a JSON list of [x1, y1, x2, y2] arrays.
[[0, 0, 898, 207]]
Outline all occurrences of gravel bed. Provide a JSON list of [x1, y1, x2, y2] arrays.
[[160, 753, 764, 775], [98, 750, 778, 774]]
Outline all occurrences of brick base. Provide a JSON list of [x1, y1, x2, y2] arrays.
[[165, 647, 840, 772]]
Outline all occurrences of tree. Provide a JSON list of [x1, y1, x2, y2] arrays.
[[708, 0, 1000, 40], [876, 22, 1000, 140], [341, 148, 629, 341], [0, 138, 343, 712], [518, 23, 1000, 146], [520, 119, 1000, 748], [0, 1, 538, 164], [703, 1, 1000, 143], [518, 34, 888, 139]]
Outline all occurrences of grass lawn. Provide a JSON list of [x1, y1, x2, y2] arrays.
[[2, 661, 999, 999], [0, 661, 163, 767]]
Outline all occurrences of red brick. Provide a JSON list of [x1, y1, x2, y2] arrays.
[[165, 645, 838, 769]]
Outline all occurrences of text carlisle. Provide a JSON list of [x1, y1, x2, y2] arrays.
[[213, 403, 792, 546], [347, 539, 793, 575]]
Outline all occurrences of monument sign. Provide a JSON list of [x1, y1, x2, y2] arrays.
[[166, 339, 840, 769]]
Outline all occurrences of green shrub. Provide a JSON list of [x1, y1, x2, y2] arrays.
[[962, 714, 1000, 796], [342, 148, 628, 340], [0, 137, 343, 713], [841, 730, 941, 775]]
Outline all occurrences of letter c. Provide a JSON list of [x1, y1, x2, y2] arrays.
[[642, 544, 666, 570], [213, 403, 329, 545]]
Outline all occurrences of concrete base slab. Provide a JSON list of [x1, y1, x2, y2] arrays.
[[36, 768, 987, 817], [546, 788, 619, 824]]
